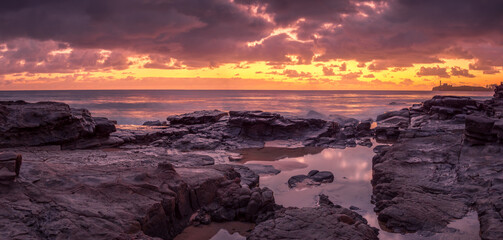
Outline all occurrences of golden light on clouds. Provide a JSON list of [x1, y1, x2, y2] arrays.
[[0, 0, 502, 90]]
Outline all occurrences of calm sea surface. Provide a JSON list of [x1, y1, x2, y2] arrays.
[[0, 90, 493, 124]]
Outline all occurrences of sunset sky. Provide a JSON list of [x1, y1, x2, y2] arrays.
[[1, 0, 502, 90]]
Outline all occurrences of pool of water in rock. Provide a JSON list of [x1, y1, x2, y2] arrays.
[[231, 144, 480, 240]]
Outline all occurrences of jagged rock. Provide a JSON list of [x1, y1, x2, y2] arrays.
[[229, 111, 327, 140], [329, 114, 359, 126], [356, 119, 373, 137], [424, 96, 477, 111], [0, 147, 277, 240], [372, 134, 469, 233], [248, 194, 379, 240], [93, 117, 116, 137], [0, 152, 22, 181], [244, 164, 280, 175], [376, 109, 410, 122], [143, 120, 167, 126], [227, 164, 259, 188], [167, 110, 227, 125], [0, 101, 116, 148], [465, 115, 497, 143], [287, 170, 334, 188], [374, 126, 400, 143], [492, 119, 503, 141], [494, 84, 503, 99], [306, 110, 327, 119]]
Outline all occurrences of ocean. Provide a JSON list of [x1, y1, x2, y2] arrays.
[[0, 90, 493, 124]]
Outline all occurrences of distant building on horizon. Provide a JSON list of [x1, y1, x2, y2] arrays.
[[433, 81, 495, 91]]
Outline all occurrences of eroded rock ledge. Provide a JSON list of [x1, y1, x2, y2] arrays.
[[0, 100, 380, 239], [0, 152, 275, 239], [371, 85, 503, 239]]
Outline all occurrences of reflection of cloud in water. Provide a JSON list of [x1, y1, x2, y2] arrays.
[[245, 145, 480, 240]]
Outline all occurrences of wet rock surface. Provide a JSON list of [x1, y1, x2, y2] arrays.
[[371, 84, 503, 239], [287, 170, 334, 188], [248, 194, 379, 240]]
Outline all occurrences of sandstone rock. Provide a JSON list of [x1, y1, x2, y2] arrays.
[[167, 110, 227, 125]]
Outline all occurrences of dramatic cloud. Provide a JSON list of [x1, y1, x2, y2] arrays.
[[281, 69, 312, 78], [1, 0, 502, 89], [322, 66, 335, 76], [450, 67, 475, 78], [417, 66, 450, 78]]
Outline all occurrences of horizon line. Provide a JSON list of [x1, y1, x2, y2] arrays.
[[0, 88, 437, 92]]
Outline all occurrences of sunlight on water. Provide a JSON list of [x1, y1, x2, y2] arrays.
[[0, 90, 493, 124]]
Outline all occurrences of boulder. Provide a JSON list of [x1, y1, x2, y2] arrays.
[[287, 170, 334, 188], [92, 117, 116, 137], [167, 110, 227, 125]]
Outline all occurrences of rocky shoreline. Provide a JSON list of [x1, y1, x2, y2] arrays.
[[0, 84, 502, 239]]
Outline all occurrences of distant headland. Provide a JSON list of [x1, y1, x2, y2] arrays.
[[432, 81, 498, 91]]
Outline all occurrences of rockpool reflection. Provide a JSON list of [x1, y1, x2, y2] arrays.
[[238, 145, 480, 240]]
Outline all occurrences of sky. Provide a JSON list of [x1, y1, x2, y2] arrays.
[[0, 0, 502, 90]]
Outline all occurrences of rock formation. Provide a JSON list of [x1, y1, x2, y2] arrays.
[[371, 84, 503, 239]]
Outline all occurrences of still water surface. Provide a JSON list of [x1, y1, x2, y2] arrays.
[[238, 144, 480, 240]]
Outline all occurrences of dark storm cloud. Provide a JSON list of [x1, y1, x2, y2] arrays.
[[315, 0, 503, 66], [0, 0, 503, 74], [0, 38, 130, 74]]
